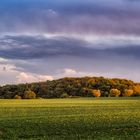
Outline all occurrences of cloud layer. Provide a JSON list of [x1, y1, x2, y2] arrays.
[[0, 0, 140, 35], [0, 34, 140, 84]]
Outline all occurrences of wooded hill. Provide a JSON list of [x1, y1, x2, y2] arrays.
[[0, 77, 140, 99]]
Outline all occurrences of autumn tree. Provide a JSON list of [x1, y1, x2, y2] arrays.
[[23, 90, 36, 99], [14, 95, 22, 99], [92, 90, 101, 97], [133, 85, 140, 96], [123, 89, 133, 97], [109, 89, 121, 97]]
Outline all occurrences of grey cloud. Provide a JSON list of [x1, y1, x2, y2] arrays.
[[0, 35, 140, 60], [105, 45, 140, 58], [0, 34, 140, 83], [0, 0, 140, 35], [0, 35, 92, 59]]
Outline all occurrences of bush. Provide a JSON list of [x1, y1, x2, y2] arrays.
[[14, 95, 22, 99], [133, 93, 140, 97], [92, 90, 101, 97], [102, 91, 109, 97], [82, 88, 93, 97], [60, 93, 69, 98], [36, 97, 43, 99], [123, 89, 134, 97], [23, 90, 36, 99], [110, 89, 121, 97]]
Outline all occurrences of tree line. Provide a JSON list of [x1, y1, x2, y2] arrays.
[[0, 77, 140, 99]]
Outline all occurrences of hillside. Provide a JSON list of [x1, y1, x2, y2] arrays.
[[0, 77, 140, 99]]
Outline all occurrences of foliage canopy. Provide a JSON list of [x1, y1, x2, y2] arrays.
[[0, 77, 140, 99]]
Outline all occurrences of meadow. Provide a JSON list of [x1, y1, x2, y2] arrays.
[[0, 98, 140, 140]]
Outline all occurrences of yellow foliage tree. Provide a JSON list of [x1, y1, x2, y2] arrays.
[[23, 90, 36, 99], [110, 89, 121, 97], [133, 85, 140, 94]]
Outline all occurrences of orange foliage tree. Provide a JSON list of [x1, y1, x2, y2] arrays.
[[123, 89, 133, 97], [92, 90, 101, 97]]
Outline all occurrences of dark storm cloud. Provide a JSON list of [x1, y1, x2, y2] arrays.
[[0, 0, 140, 35], [105, 45, 140, 58], [0, 35, 92, 59], [0, 35, 140, 60]]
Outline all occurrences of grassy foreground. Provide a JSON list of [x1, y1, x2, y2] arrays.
[[0, 98, 140, 140]]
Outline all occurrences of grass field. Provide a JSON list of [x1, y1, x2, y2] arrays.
[[0, 98, 140, 140]]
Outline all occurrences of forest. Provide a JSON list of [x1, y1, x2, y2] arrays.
[[0, 77, 140, 99]]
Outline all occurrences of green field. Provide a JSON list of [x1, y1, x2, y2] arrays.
[[0, 98, 140, 140]]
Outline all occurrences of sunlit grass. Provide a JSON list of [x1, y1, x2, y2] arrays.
[[0, 97, 140, 140]]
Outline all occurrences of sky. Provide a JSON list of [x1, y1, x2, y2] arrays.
[[0, 0, 140, 85]]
